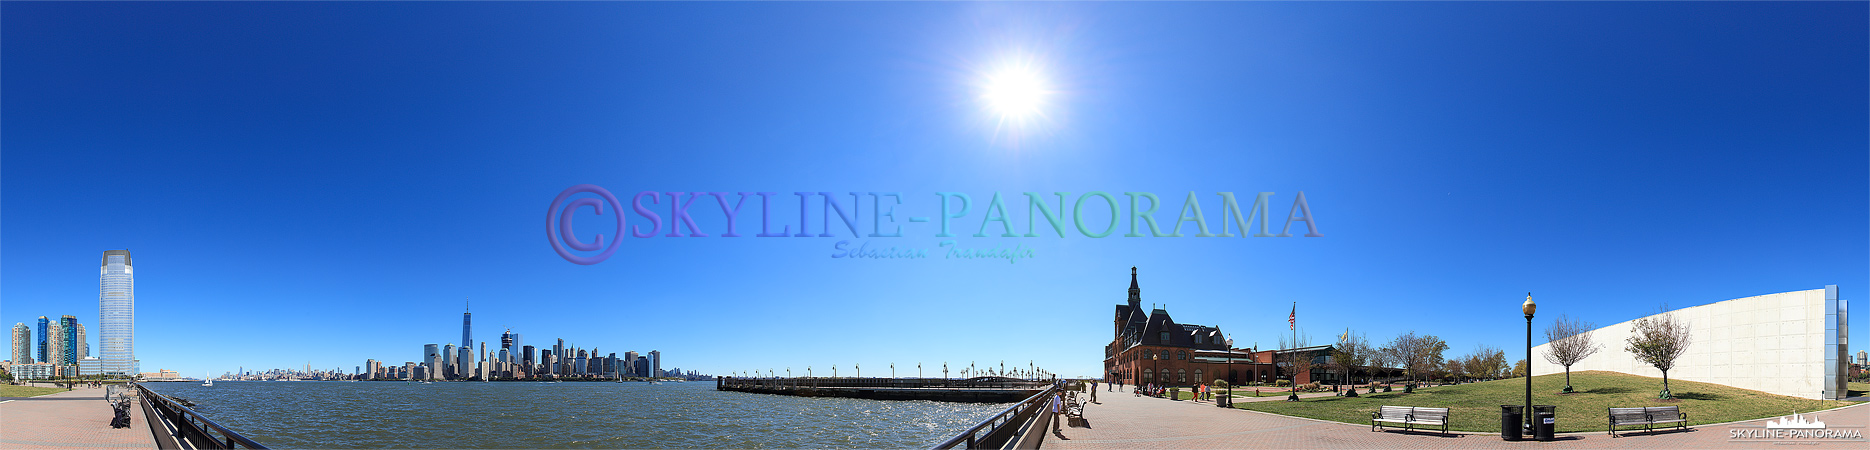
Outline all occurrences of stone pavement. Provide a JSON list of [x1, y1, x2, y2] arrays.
[[1049, 384, 1868, 449], [0, 386, 155, 449]]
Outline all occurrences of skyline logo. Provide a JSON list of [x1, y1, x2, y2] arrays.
[[547, 185, 1323, 265]]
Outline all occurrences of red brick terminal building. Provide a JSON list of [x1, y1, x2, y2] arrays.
[[1104, 267, 1287, 387]]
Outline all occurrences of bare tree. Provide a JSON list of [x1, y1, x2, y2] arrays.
[[1278, 333, 1313, 386], [1332, 332, 1369, 389], [1461, 345, 1506, 381], [1383, 331, 1448, 385], [1542, 314, 1603, 393], [1624, 307, 1692, 399]]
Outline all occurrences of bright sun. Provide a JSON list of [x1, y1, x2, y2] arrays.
[[981, 65, 1051, 123]]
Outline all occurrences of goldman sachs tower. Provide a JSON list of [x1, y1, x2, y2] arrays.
[[99, 250, 136, 375]]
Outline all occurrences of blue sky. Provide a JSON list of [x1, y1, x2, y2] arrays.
[[3, 2, 1864, 379]]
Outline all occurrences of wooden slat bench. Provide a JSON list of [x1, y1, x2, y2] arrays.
[[1371, 405, 1451, 434], [1608, 406, 1689, 436]]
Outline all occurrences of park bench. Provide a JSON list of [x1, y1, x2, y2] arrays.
[[1371, 406, 1451, 434], [1607, 406, 1688, 436]]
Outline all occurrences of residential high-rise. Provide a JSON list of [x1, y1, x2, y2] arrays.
[[99, 250, 136, 375], [59, 316, 79, 364], [76, 323, 87, 358], [11, 323, 31, 364], [44, 320, 65, 366], [35, 316, 48, 364]]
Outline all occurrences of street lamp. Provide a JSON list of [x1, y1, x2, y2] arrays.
[[1523, 292, 1537, 435]]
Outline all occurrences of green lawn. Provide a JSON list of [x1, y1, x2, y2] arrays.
[[1, 384, 68, 398], [1230, 371, 1857, 433], [1850, 382, 1869, 398]]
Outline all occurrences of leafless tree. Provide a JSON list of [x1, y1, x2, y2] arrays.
[[1332, 332, 1370, 387], [1461, 345, 1507, 380], [1278, 333, 1313, 386], [1383, 331, 1448, 385], [1542, 314, 1603, 392], [1624, 306, 1692, 399]]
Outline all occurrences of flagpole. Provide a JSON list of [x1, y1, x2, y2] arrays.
[[1289, 301, 1299, 402]]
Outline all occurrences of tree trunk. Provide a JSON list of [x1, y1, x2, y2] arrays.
[[1662, 370, 1671, 397], [1564, 366, 1571, 387]]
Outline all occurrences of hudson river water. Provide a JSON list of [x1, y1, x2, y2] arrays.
[[143, 381, 1008, 448]]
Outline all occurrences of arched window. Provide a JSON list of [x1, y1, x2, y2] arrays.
[[1143, 370, 1154, 381], [1194, 369, 1204, 384], [1177, 369, 1187, 383], [1178, 351, 1187, 360], [1143, 350, 1152, 360]]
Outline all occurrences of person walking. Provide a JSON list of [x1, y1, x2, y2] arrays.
[[1089, 381, 1098, 403], [1050, 391, 1064, 433]]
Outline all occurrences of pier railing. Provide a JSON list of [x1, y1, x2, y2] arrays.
[[134, 383, 270, 449], [930, 383, 1059, 450], [719, 376, 1049, 390]]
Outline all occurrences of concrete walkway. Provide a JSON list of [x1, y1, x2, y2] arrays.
[[1050, 384, 1867, 449], [0, 386, 155, 449]]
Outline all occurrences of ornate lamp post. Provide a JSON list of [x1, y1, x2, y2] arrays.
[[1523, 292, 1537, 435]]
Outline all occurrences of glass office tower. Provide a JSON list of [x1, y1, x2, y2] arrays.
[[99, 250, 135, 375], [36, 316, 48, 364]]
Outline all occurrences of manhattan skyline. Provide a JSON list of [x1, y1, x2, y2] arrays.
[[2, 2, 1865, 379]]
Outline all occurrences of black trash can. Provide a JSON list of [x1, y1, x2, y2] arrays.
[[1531, 405, 1557, 441], [1499, 405, 1524, 441]]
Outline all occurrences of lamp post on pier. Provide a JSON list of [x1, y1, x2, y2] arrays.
[[1523, 293, 1537, 435]]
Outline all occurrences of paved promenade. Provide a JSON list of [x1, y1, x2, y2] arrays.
[[0, 386, 155, 449], [1049, 384, 1867, 449]]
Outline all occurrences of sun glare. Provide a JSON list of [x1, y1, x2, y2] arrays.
[[983, 66, 1049, 120]]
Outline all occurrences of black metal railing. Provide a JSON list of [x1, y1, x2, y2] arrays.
[[720, 376, 1050, 391], [930, 383, 1059, 450], [135, 383, 270, 449]]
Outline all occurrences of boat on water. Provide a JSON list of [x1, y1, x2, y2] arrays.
[[202, 373, 213, 387]]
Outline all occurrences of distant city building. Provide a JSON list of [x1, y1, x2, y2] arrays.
[[78, 357, 103, 376], [521, 345, 536, 366], [461, 302, 473, 355], [649, 350, 661, 377], [423, 344, 440, 378], [76, 323, 87, 358], [443, 344, 457, 378], [10, 323, 30, 364], [99, 250, 136, 375], [58, 315, 78, 365], [35, 316, 49, 364], [15, 362, 56, 380]]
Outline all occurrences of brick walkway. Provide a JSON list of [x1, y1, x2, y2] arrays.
[[1049, 384, 1868, 449], [0, 386, 155, 449]]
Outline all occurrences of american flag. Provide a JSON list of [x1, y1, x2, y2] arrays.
[[1288, 304, 1296, 330]]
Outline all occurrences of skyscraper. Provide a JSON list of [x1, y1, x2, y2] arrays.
[[99, 250, 136, 375], [648, 350, 661, 378], [443, 344, 457, 378], [423, 344, 440, 379], [45, 320, 65, 366], [76, 323, 87, 358], [500, 330, 515, 363], [11, 323, 31, 364], [35, 316, 48, 364], [60, 316, 79, 364], [461, 300, 472, 355]]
